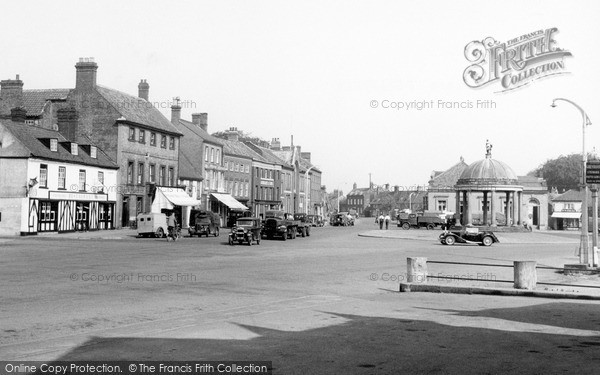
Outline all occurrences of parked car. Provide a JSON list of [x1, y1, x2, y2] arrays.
[[137, 213, 168, 238], [188, 210, 221, 237], [331, 213, 351, 226], [262, 210, 299, 240], [229, 217, 262, 246], [293, 213, 312, 237], [439, 227, 499, 246]]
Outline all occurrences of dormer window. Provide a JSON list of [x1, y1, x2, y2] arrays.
[[71, 143, 78, 155], [50, 139, 58, 152], [90, 146, 97, 159]]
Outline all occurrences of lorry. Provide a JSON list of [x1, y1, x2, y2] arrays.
[[293, 213, 312, 237], [188, 210, 221, 237], [397, 211, 446, 230], [262, 210, 300, 240]]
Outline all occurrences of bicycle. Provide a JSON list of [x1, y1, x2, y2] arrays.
[[167, 225, 181, 242]]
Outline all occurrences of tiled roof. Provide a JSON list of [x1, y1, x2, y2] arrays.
[[245, 142, 291, 167], [270, 148, 319, 172], [22, 89, 70, 116], [552, 189, 591, 202], [0, 120, 117, 168], [96, 85, 182, 135], [220, 138, 268, 162], [170, 120, 208, 181], [176, 119, 223, 145], [429, 159, 469, 188], [348, 188, 370, 196]]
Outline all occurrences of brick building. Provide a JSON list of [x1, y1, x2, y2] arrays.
[[66, 58, 182, 227]]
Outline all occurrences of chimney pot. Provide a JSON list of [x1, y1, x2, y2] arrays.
[[75, 57, 98, 90], [138, 79, 149, 101], [170, 101, 181, 125]]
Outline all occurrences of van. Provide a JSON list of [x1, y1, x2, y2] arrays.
[[137, 213, 168, 238]]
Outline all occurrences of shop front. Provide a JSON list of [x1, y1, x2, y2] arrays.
[[151, 187, 202, 228]]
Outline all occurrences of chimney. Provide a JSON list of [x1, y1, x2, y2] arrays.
[[296, 145, 301, 154], [170, 97, 181, 125], [57, 107, 79, 141], [198, 113, 208, 131], [353, 182, 357, 190], [138, 79, 149, 100], [270, 138, 281, 150], [226, 127, 239, 142], [75, 58, 98, 90], [301, 152, 311, 162], [10, 107, 27, 122], [191, 113, 202, 126], [1, 75, 24, 113]]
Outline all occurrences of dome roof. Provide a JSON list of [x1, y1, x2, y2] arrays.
[[456, 157, 518, 186]]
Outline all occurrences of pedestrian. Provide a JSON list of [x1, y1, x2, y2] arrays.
[[167, 211, 176, 238], [384, 214, 390, 229], [378, 214, 384, 229]]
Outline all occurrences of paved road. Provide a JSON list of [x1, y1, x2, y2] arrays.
[[1, 220, 600, 374]]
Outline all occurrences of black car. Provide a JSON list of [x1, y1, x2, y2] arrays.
[[439, 227, 499, 246]]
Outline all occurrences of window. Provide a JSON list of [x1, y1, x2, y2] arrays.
[[128, 127, 135, 141], [149, 164, 156, 183], [127, 161, 134, 184], [230, 162, 234, 171], [235, 163, 240, 172], [98, 171, 104, 186], [39, 164, 48, 188], [437, 200, 447, 212], [139, 129, 145, 144], [216, 149, 220, 164], [137, 162, 144, 184], [205, 146, 209, 162], [210, 148, 214, 163], [90, 146, 97, 159], [50, 139, 58, 152], [78, 170, 86, 191], [160, 135, 166, 148], [58, 166, 66, 189], [168, 167, 174, 186], [169, 136, 175, 150], [159, 166, 166, 185], [245, 165, 249, 173], [150, 132, 156, 146], [71, 143, 78, 155]]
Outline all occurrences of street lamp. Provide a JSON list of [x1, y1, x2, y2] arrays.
[[551, 98, 593, 266]]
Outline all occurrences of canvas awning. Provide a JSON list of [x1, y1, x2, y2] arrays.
[[151, 187, 202, 212], [551, 212, 581, 219], [211, 193, 248, 210]]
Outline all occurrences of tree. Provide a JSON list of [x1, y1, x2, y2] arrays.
[[528, 153, 582, 192]]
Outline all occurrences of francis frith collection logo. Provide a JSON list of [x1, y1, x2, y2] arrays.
[[463, 27, 572, 92]]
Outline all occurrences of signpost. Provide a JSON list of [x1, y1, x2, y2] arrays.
[[586, 160, 600, 266]]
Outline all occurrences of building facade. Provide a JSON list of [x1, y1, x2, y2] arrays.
[[0, 118, 118, 235]]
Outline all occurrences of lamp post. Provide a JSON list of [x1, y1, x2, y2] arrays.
[[551, 98, 593, 266]]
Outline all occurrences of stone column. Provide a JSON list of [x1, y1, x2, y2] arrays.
[[455, 190, 460, 223], [505, 191, 510, 226], [465, 191, 473, 226], [482, 191, 488, 226], [462, 191, 468, 226], [514, 261, 537, 290], [490, 190, 496, 227], [517, 191, 522, 226], [510, 191, 516, 227]]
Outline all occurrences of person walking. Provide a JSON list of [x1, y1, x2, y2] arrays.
[[378, 214, 384, 229], [384, 214, 391, 229]]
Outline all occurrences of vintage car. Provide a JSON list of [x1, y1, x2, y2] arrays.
[[439, 227, 499, 246], [188, 210, 221, 237], [331, 213, 353, 226], [229, 217, 262, 246]]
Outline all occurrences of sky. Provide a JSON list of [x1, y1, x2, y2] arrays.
[[2, 0, 599, 194]]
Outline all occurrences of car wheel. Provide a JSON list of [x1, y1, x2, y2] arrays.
[[482, 236, 493, 246], [155, 227, 164, 238], [445, 236, 456, 245], [306, 227, 311, 237], [402, 223, 410, 230], [440, 239, 446, 245], [427, 224, 434, 230], [214, 227, 220, 237], [301, 227, 306, 237], [282, 233, 287, 241]]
